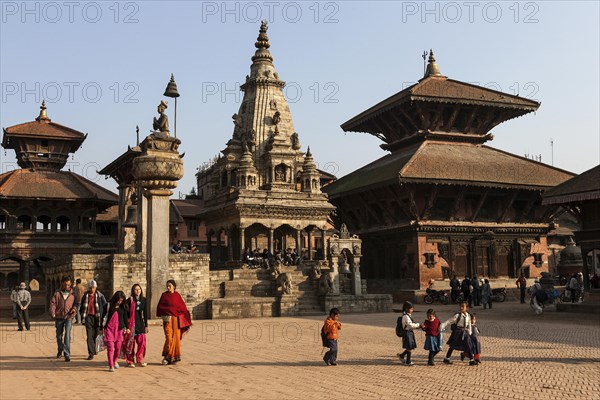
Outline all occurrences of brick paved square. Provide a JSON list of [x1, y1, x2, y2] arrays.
[[1, 303, 599, 400]]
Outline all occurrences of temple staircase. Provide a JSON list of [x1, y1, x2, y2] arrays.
[[207, 263, 324, 319]]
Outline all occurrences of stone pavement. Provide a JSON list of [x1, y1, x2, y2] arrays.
[[1, 302, 599, 400]]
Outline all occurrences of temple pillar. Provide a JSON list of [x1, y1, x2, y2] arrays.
[[268, 228, 274, 254], [351, 258, 362, 295], [227, 228, 234, 262], [239, 227, 246, 259], [207, 232, 212, 259], [296, 229, 302, 254], [308, 229, 313, 260], [320, 228, 326, 259], [19, 260, 29, 285], [133, 134, 183, 319]]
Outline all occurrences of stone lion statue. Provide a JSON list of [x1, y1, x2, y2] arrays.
[[276, 272, 293, 295], [308, 261, 323, 281], [319, 271, 334, 295], [268, 258, 283, 279]]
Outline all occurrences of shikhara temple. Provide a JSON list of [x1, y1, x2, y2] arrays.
[[196, 20, 335, 265], [324, 51, 575, 290]]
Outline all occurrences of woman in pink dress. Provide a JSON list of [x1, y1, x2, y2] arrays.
[[103, 291, 129, 372]]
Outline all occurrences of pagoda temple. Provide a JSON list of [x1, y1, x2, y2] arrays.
[[323, 51, 575, 290], [0, 102, 117, 293], [197, 21, 335, 264]]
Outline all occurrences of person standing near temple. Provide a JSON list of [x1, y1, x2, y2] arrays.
[[471, 275, 481, 307], [74, 278, 86, 324], [10, 285, 19, 319], [450, 275, 461, 303], [124, 284, 149, 367], [461, 276, 472, 307], [49, 276, 79, 362], [79, 280, 107, 360], [13, 282, 31, 331], [157, 280, 192, 365], [516, 272, 527, 304]]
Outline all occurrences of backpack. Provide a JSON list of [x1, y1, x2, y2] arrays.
[[395, 316, 404, 337], [321, 325, 329, 347]]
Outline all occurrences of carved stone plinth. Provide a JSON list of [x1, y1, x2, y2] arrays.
[[133, 135, 184, 318]]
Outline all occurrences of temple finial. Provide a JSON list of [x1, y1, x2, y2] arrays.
[[424, 49, 442, 77], [252, 20, 273, 63], [36, 100, 50, 121], [306, 146, 312, 157], [255, 20, 270, 49]]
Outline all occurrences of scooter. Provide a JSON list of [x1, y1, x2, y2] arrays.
[[490, 287, 506, 303], [424, 288, 449, 305]]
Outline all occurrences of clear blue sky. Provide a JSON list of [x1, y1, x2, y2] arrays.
[[1, 1, 599, 195]]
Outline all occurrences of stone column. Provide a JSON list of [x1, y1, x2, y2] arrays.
[[296, 229, 302, 254], [351, 258, 362, 295], [331, 256, 340, 295], [320, 228, 326, 259], [133, 135, 183, 319], [307, 229, 313, 260], [268, 228, 274, 254], [227, 228, 234, 262], [19, 260, 29, 285], [239, 227, 245, 259]]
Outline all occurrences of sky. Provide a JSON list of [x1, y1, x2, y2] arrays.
[[1, 0, 599, 196]]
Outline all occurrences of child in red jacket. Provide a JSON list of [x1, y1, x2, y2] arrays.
[[422, 309, 443, 366]]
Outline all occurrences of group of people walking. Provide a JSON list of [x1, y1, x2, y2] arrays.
[[45, 276, 191, 371], [448, 275, 493, 309]]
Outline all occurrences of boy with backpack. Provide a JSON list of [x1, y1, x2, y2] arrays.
[[322, 308, 342, 366]]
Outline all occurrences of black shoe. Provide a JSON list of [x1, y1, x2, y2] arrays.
[[330, 362, 337, 366], [65, 356, 71, 362], [57, 351, 62, 359], [460, 353, 465, 362], [427, 362, 435, 366], [443, 358, 452, 364], [17, 328, 23, 331], [323, 357, 330, 366], [469, 360, 477, 366], [87, 355, 94, 360]]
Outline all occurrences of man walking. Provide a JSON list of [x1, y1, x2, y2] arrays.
[[14, 282, 31, 331], [74, 278, 86, 324], [79, 280, 107, 360], [516, 272, 527, 304], [49, 276, 79, 362], [472, 275, 481, 306], [461, 276, 472, 307]]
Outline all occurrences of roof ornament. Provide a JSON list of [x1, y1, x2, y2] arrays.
[[36, 100, 50, 122], [424, 49, 442, 78], [252, 20, 273, 63]]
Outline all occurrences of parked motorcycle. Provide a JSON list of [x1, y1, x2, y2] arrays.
[[424, 288, 449, 305], [559, 287, 584, 303], [490, 287, 506, 303]]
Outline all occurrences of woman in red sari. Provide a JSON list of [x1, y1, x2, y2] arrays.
[[156, 279, 191, 365]]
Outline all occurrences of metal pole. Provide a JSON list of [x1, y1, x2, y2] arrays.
[[174, 97, 177, 138]]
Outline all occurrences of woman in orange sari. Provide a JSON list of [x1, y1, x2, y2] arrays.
[[156, 279, 191, 365]]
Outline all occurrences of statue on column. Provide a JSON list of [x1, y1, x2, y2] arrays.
[[152, 100, 170, 138]]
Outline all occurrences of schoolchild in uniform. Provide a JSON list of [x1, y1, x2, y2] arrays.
[[422, 309, 443, 366], [397, 301, 421, 366], [442, 302, 477, 366]]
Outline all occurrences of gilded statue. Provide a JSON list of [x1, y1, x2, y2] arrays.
[[152, 100, 169, 138]]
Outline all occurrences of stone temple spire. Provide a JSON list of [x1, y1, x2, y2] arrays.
[[424, 49, 442, 78], [301, 146, 321, 194]]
